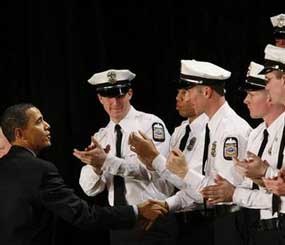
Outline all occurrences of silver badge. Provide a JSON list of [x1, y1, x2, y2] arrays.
[[277, 15, 285, 28], [211, 141, 217, 157], [187, 137, 196, 151], [107, 71, 117, 84]]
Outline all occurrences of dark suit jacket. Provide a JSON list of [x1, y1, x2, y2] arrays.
[[0, 146, 136, 245]]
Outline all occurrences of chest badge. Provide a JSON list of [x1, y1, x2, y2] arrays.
[[211, 141, 217, 157], [187, 137, 196, 151]]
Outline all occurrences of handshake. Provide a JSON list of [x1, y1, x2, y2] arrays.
[[136, 200, 169, 231]]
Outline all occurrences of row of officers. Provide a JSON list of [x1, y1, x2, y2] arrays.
[[0, 13, 285, 245], [75, 42, 285, 245]]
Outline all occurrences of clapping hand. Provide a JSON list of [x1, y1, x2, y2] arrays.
[[73, 136, 110, 174], [129, 131, 159, 171]]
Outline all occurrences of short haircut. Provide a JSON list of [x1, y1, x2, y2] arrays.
[[1, 103, 34, 142]]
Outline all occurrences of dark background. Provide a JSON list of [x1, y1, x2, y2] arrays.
[[2, 1, 285, 244]]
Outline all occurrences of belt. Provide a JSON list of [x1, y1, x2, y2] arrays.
[[176, 205, 240, 223], [253, 214, 285, 232]]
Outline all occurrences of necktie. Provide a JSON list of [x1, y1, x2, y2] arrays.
[[272, 125, 285, 215], [113, 124, 127, 206], [179, 125, 191, 151], [202, 124, 210, 175], [202, 124, 210, 214], [250, 129, 268, 222]]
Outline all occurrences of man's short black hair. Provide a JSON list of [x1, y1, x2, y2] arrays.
[[1, 103, 34, 142]]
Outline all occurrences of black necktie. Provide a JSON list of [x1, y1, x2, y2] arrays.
[[113, 124, 127, 206], [202, 124, 210, 214], [272, 125, 285, 215], [202, 124, 210, 175], [250, 129, 269, 222], [179, 125, 191, 151]]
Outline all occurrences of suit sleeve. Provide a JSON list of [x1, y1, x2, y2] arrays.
[[40, 161, 136, 230]]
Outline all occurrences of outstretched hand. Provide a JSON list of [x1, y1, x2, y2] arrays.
[[137, 199, 168, 230]]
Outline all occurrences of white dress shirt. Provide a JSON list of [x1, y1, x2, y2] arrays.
[[181, 102, 252, 203], [79, 106, 173, 205], [151, 113, 208, 212], [233, 112, 285, 218]]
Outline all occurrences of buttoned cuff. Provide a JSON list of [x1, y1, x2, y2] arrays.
[[184, 169, 204, 190], [265, 165, 279, 178], [166, 195, 181, 212], [152, 154, 167, 174], [102, 155, 122, 175]]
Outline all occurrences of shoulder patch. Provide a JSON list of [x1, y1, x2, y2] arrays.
[[152, 122, 165, 142], [223, 137, 238, 160]]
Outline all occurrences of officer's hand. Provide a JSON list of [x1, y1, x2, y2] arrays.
[[129, 131, 159, 170], [234, 151, 268, 179], [263, 168, 285, 196], [200, 175, 235, 204], [137, 199, 168, 230], [73, 136, 108, 172], [166, 149, 188, 179]]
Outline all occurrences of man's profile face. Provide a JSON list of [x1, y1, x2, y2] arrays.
[[21, 107, 51, 153], [243, 90, 270, 119], [176, 88, 196, 118]]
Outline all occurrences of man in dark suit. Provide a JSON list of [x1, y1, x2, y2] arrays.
[[0, 103, 166, 245]]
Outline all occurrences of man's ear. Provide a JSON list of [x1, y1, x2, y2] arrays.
[[204, 86, 213, 98], [14, 128, 23, 140]]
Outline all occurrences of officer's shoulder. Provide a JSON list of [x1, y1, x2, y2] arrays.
[[135, 109, 164, 124]]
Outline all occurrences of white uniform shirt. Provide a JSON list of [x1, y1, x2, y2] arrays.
[[182, 102, 252, 202], [79, 106, 173, 205], [233, 112, 285, 218], [151, 113, 208, 212]]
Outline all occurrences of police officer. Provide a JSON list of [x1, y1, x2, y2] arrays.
[[270, 13, 285, 48], [73, 69, 177, 245], [129, 60, 209, 244], [130, 60, 252, 245], [202, 61, 285, 245]]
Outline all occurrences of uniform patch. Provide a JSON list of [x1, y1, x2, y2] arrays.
[[187, 137, 196, 151], [152, 122, 165, 142], [223, 137, 238, 160], [211, 141, 217, 157]]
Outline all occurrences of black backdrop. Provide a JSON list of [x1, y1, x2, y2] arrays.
[[2, 1, 285, 244]]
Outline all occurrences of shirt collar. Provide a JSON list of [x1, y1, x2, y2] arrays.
[[207, 101, 229, 133], [109, 106, 136, 133], [189, 113, 208, 132], [267, 111, 285, 137]]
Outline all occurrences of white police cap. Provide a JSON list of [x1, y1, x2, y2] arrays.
[[259, 44, 285, 74], [88, 69, 136, 97], [270, 14, 285, 39], [179, 60, 231, 87], [243, 62, 266, 91]]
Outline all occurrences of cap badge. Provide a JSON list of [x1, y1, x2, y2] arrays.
[[107, 71, 117, 84], [277, 15, 285, 28]]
